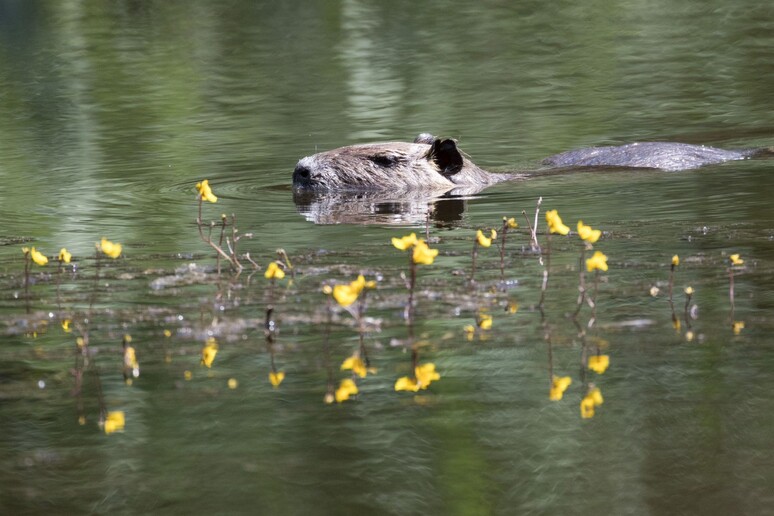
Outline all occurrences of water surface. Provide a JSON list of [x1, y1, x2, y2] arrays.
[[1, 1, 774, 514]]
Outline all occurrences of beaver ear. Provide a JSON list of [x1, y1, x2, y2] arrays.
[[413, 133, 436, 144], [425, 138, 463, 177]]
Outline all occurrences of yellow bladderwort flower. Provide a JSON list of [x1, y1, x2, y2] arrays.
[[58, 248, 72, 264], [476, 229, 496, 248], [98, 238, 122, 259], [196, 179, 218, 203], [413, 239, 439, 265], [61, 319, 72, 333], [341, 355, 376, 378], [335, 378, 359, 402], [124, 342, 139, 379], [587, 354, 610, 374], [395, 362, 441, 392], [505, 217, 518, 229], [684, 286, 694, 295], [28, 247, 48, 266], [672, 255, 680, 267], [415, 362, 440, 389], [577, 221, 601, 243], [264, 262, 286, 280], [269, 370, 285, 387], [580, 387, 604, 419], [733, 321, 745, 335], [545, 209, 570, 235], [201, 338, 218, 368], [394, 375, 420, 392], [332, 275, 375, 307], [729, 254, 744, 266], [228, 378, 238, 389], [103, 410, 126, 434], [549, 375, 572, 401], [391, 232, 418, 251], [586, 250, 608, 272], [478, 313, 493, 330]]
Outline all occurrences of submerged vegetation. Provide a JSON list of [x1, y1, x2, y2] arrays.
[[3, 179, 753, 435]]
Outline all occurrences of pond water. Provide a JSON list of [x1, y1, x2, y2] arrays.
[[2, 1, 774, 514]]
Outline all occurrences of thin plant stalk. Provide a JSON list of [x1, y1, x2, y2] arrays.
[[23, 250, 30, 313], [572, 246, 588, 319], [406, 252, 417, 320], [538, 234, 552, 309]]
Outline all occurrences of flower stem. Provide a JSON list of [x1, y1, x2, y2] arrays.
[[539, 234, 552, 309], [572, 246, 587, 319]]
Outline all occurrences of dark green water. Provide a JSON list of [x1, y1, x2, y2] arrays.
[[2, 1, 774, 514]]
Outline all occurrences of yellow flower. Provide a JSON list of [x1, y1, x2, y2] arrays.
[[415, 362, 440, 389], [335, 378, 359, 402], [201, 338, 218, 368], [341, 355, 371, 378], [684, 286, 694, 295], [98, 238, 122, 259], [729, 254, 744, 266], [507, 302, 519, 314], [504, 217, 518, 229], [673, 318, 682, 332], [124, 345, 139, 377], [269, 370, 285, 387], [577, 221, 601, 243], [587, 354, 610, 374], [195, 179, 218, 203], [394, 375, 420, 392], [580, 387, 603, 419], [672, 255, 680, 267], [545, 209, 570, 235], [549, 375, 572, 401], [332, 275, 374, 307], [413, 239, 439, 265], [103, 410, 126, 434], [395, 362, 441, 392], [476, 229, 496, 247], [228, 378, 238, 389], [264, 262, 286, 280], [58, 248, 72, 264], [184, 370, 193, 381], [61, 319, 72, 333], [478, 313, 493, 330], [733, 321, 745, 335], [28, 247, 48, 266], [392, 233, 418, 251], [586, 250, 608, 272]]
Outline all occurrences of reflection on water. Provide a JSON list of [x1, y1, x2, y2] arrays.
[[1, 0, 774, 514], [293, 188, 470, 226]]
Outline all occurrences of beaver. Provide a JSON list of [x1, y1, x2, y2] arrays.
[[293, 133, 766, 192]]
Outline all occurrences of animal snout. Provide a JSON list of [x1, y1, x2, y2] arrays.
[[293, 161, 315, 186]]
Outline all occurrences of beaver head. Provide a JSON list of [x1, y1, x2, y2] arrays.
[[292, 133, 504, 191]]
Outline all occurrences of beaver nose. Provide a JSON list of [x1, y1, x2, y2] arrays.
[[293, 164, 312, 183]]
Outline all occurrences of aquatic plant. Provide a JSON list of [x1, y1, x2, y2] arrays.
[[394, 362, 441, 392], [580, 386, 603, 419], [499, 216, 519, 280], [392, 233, 438, 318], [549, 375, 572, 401], [728, 253, 744, 312], [470, 228, 496, 283]]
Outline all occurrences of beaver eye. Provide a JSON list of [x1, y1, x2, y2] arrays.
[[369, 154, 400, 167]]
